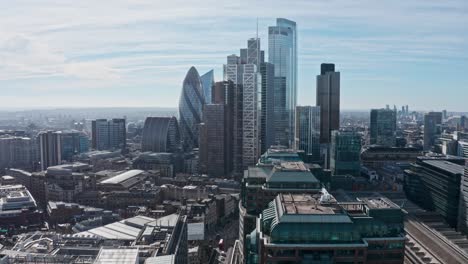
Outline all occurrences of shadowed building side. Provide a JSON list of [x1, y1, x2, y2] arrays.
[[141, 116, 180, 153]]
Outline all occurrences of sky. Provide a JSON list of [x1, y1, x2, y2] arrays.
[[0, 0, 467, 111]]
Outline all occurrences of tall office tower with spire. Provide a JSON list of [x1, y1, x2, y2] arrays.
[[179, 67, 205, 151], [224, 37, 264, 172], [317, 63, 340, 144], [423, 112, 443, 151], [268, 18, 297, 147]]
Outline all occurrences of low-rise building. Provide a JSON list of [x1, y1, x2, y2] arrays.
[[0, 184, 43, 228], [247, 193, 405, 264]]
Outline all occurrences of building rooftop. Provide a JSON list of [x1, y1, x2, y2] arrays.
[[0, 185, 37, 211], [358, 197, 400, 209], [422, 159, 464, 175], [145, 255, 175, 264], [280, 194, 339, 215], [245, 161, 319, 185], [94, 248, 139, 264], [100, 170, 145, 185]]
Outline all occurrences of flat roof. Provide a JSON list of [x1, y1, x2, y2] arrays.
[[145, 255, 174, 264], [94, 248, 138, 264], [422, 160, 464, 175], [358, 197, 400, 209], [76, 215, 157, 241], [279, 194, 341, 215], [100, 170, 145, 185]]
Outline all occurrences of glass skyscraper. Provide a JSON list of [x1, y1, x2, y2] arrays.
[[179, 66, 205, 151], [200, 69, 214, 104], [370, 108, 397, 147], [330, 130, 361, 176], [268, 18, 297, 147], [295, 106, 321, 162]]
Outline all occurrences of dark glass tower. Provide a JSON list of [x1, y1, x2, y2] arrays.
[[370, 108, 397, 147], [317, 63, 340, 144]]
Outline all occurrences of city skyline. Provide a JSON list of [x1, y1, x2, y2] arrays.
[[1, 1, 467, 111]]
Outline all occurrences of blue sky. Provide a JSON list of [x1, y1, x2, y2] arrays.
[[0, 0, 467, 111]]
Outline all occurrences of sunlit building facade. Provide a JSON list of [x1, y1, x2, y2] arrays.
[[268, 18, 297, 147]]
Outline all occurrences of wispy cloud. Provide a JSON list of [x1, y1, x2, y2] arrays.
[[0, 0, 467, 110]]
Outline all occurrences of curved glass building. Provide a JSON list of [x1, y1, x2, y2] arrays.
[[141, 116, 180, 153], [179, 66, 205, 150]]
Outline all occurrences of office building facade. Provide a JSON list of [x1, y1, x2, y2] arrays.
[[212, 81, 235, 176], [260, 62, 275, 154], [199, 104, 225, 177], [295, 106, 321, 162], [317, 63, 340, 144], [405, 156, 465, 228], [200, 69, 214, 104], [91, 119, 126, 151], [0, 136, 34, 172], [268, 18, 297, 147], [423, 112, 443, 151], [59, 131, 89, 161], [141, 116, 180, 153], [330, 130, 361, 176], [39, 131, 62, 171], [370, 108, 397, 147], [223, 38, 262, 171]]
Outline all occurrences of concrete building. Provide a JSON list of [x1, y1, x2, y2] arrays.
[[0, 184, 43, 228], [1, 214, 188, 264], [295, 105, 321, 163], [0, 136, 34, 172], [91, 118, 126, 151], [141, 116, 180, 153], [41, 163, 94, 203], [39, 131, 61, 171], [330, 130, 361, 176], [370, 108, 397, 147], [423, 112, 443, 151], [316, 63, 340, 145], [246, 193, 405, 264]]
